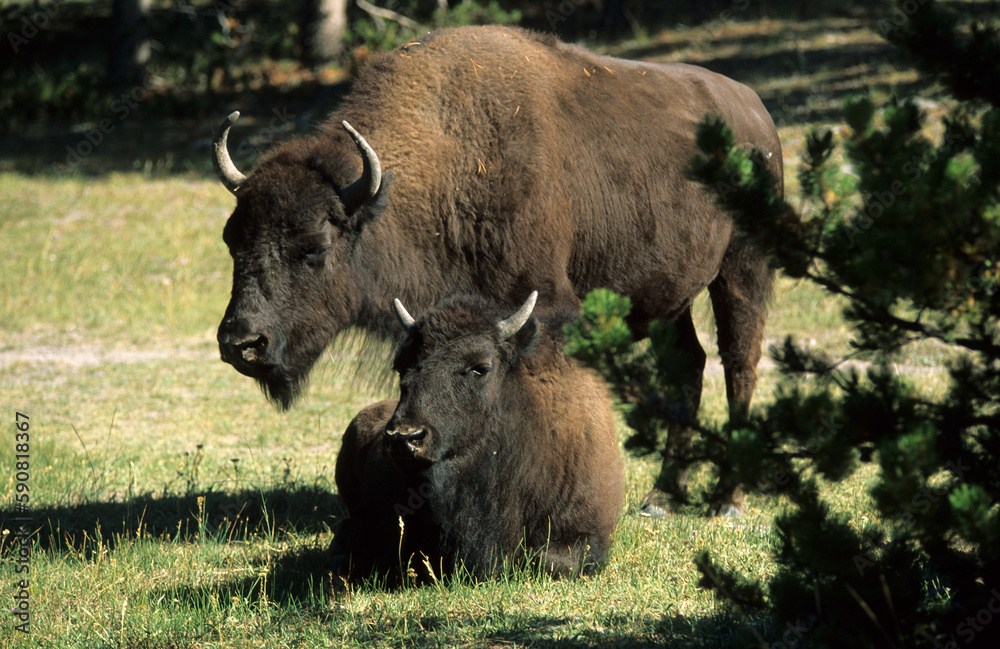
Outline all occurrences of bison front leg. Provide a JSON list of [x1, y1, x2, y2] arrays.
[[326, 518, 362, 593], [330, 399, 416, 585]]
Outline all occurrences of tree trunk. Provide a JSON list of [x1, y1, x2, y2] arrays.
[[305, 0, 349, 65], [601, 0, 628, 35], [108, 0, 151, 90]]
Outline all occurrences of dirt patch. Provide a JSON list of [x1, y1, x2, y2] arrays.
[[1, 334, 947, 382], [0, 331, 216, 368], [0, 344, 208, 368]]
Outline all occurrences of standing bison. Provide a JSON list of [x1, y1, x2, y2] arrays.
[[331, 292, 624, 581], [213, 25, 782, 512]]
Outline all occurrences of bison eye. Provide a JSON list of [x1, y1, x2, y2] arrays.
[[468, 363, 491, 377], [301, 246, 330, 268]]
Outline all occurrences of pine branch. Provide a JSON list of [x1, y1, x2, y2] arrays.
[[801, 263, 1000, 357], [885, 0, 1000, 107]]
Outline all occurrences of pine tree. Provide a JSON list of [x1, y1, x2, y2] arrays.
[[566, 1, 1000, 645]]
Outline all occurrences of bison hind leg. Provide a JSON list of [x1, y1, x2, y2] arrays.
[[640, 306, 705, 517], [704, 241, 773, 516], [641, 241, 772, 518]]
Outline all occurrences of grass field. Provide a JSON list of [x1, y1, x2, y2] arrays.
[[0, 8, 964, 648]]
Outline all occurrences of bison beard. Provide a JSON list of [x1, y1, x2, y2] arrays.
[[214, 25, 782, 514], [255, 363, 305, 412], [331, 294, 625, 582]]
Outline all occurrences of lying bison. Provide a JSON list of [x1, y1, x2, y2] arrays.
[[330, 292, 624, 581], [213, 25, 782, 512]]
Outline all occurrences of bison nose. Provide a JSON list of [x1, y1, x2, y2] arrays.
[[219, 331, 270, 368], [385, 427, 428, 454]]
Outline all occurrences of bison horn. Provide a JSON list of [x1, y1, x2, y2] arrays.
[[213, 111, 248, 195], [497, 291, 538, 341], [393, 298, 416, 331], [338, 121, 383, 212]]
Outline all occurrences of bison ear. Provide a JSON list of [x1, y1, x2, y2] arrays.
[[343, 171, 394, 231], [508, 316, 540, 362]]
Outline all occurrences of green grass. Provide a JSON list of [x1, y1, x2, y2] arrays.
[[0, 11, 963, 647], [0, 173, 230, 342]]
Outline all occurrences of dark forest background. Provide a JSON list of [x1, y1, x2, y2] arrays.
[[1, 0, 902, 175]]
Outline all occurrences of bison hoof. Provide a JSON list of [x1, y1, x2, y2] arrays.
[[639, 502, 670, 518], [637, 488, 674, 518], [324, 553, 352, 594], [711, 503, 745, 518]]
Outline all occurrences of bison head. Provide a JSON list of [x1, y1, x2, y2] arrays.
[[383, 291, 539, 475], [213, 111, 394, 409]]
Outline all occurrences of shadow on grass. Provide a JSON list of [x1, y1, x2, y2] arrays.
[[157, 543, 336, 606], [615, 22, 941, 127], [161, 558, 764, 648], [443, 611, 766, 649], [2, 485, 769, 646], [0, 483, 347, 555], [1, 82, 352, 177]]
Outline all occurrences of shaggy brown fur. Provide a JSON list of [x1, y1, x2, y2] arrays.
[[215, 25, 782, 511], [331, 295, 624, 582]]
